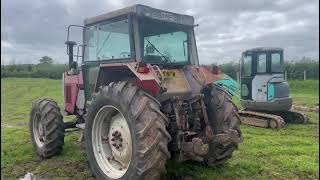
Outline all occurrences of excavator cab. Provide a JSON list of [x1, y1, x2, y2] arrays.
[[238, 47, 308, 129], [240, 47, 292, 111]]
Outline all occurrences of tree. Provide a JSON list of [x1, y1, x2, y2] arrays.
[[28, 64, 32, 72], [39, 56, 54, 64]]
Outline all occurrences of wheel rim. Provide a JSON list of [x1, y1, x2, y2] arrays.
[[92, 105, 132, 179], [33, 112, 45, 147]]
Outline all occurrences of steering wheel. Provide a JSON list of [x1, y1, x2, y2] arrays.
[[119, 52, 130, 58]]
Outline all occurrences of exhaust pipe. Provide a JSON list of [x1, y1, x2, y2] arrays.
[[65, 41, 77, 69]]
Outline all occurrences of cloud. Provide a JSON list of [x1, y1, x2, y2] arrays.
[[1, 40, 13, 49], [1, 0, 319, 65]]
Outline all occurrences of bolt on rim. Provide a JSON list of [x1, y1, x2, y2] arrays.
[[92, 105, 132, 179], [33, 112, 45, 147]]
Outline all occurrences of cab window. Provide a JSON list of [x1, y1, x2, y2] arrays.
[[242, 55, 252, 76], [257, 53, 267, 73], [84, 18, 131, 61], [271, 53, 283, 72]]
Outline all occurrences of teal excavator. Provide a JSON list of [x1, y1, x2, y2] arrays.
[[212, 47, 308, 129]]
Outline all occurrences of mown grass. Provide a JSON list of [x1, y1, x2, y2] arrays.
[[1, 78, 319, 179]]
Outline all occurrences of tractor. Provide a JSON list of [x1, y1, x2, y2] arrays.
[[29, 4, 242, 179], [238, 47, 308, 129]]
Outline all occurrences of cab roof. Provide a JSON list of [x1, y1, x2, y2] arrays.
[[84, 4, 194, 26], [243, 47, 283, 54]]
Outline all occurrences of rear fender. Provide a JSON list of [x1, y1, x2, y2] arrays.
[[94, 63, 161, 97], [190, 66, 240, 98], [190, 66, 225, 85]]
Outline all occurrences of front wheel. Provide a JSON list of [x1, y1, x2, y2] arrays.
[[29, 99, 65, 159], [85, 82, 171, 180]]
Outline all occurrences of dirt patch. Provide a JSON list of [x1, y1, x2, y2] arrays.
[[293, 105, 319, 112], [16, 122, 29, 127]]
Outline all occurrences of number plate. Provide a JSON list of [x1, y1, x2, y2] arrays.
[[162, 70, 176, 78]]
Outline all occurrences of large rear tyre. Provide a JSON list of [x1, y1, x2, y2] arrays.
[[29, 99, 65, 159], [202, 84, 243, 166], [85, 82, 171, 180]]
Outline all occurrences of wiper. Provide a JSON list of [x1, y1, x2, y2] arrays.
[[145, 38, 171, 63]]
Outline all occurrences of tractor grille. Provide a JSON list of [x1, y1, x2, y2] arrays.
[[65, 85, 72, 103]]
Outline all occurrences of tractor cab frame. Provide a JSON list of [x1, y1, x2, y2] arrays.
[[64, 4, 200, 115]]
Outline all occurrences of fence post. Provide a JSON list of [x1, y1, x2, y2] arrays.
[[284, 71, 287, 81], [237, 71, 240, 82], [304, 70, 306, 80]]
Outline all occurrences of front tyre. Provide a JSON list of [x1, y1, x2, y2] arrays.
[[85, 82, 171, 180], [29, 99, 65, 159]]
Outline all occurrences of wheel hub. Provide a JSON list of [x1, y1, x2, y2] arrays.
[[39, 123, 44, 136], [92, 105, 132, 179], [108, 114, 132, 169]]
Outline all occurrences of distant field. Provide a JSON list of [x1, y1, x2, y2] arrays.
[[1, 78, 319, 179], [289, 80, 319, 108]]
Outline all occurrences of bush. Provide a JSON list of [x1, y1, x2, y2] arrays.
[[218, 59, 319, 80], [1, 64, 68, 79]]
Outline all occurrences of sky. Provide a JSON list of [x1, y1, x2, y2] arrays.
[[1, 0, 319, 65]]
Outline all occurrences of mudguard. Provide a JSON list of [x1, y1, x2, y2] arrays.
[[191, 66, 240, 99], [213, 74, 240, 99], [63, 71, 84, 114], [95, 63, 162, 97]]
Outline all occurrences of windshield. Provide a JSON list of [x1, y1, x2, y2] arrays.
[[84, 18, 131, 61], [139, 18, 189, 64]]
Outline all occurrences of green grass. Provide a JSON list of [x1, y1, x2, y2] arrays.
[[1, 78, 319, 179], [289, 80, 319, 108]]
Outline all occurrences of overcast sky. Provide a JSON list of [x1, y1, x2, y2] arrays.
[[1, 0, 319, 65]]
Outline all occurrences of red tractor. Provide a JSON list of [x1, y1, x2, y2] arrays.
[[30, 4, 242, 179]]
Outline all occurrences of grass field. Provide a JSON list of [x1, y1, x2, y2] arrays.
[[1, 78, 319, 179]]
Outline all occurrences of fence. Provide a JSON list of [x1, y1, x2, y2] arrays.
[[219, 60, 319, 81], [235, 69, 311, 82]]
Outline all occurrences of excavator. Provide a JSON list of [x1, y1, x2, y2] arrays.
[[237, 47, 308, 129]]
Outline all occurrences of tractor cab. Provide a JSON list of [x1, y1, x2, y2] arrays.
[[240, 47, 292, 111], [63, 4, 209, 115]]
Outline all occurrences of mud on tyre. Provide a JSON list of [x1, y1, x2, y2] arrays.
[[85, 82, 171, 180], [29, 99, 65, 159], [202, 84, 243, 166]]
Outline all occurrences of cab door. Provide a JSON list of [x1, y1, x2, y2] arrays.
[[252, 52, 268, 101], [240, 53, 254, 100]]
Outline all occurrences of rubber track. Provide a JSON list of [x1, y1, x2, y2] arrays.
[[238, 110, 285, 129], [273, 110, 309, 124]]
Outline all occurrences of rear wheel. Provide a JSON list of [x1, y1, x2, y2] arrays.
[[85, 82, 171, 180], [202, 84, 243, 166], [29, 99, 65, 159]]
